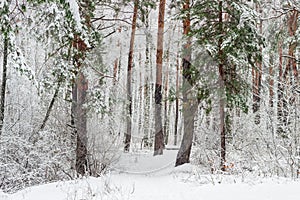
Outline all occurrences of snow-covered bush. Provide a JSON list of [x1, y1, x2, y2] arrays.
[[0, 128, 74, 193]]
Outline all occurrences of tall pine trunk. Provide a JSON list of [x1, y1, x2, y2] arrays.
[[175, 0, 196, 166], [124, 0, 139, 152], [287, 9, 298, 83], [252, 4, 262, 124], [72, 34, 89, 176], [153, 0, 166, 156], [0, 36, 8, 136], [218, 0, 226, 171], [269, 54, 274, 107], [73, 0, 91, 176], [75, 71, 88, 176]]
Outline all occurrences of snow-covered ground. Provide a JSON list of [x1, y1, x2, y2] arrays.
[[3, 149, 300, 200]]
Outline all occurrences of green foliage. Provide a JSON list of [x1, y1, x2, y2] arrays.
[[139, 0, 157, 24], [27, 0, 103, 91], [189, 0, 264, 112], [197, 87, 212, 115], [168, 87, 177, 102], [0, 2, 13, 37]]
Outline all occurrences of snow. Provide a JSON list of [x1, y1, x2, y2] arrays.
[[66, 0, 82, 31], [4, 150, 300, 200]]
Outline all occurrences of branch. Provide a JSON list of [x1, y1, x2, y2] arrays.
[[282, 55, 300, 63], [104, 30, 116, 38], [100, 18, 132, 25], [261, 7, 296, 21], [97, 24, 115, 31], [89, 65, 115, 80]]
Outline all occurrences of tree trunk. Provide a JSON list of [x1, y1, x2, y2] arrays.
[[277, 39, 284, 134], [287, 9, 298, 84], [73, 0, 91, 175], [39, 80, 61, 131], [252, 4, 262, 124], [269, 55, 274, 107], [218, 0, 226, 171], [163, 40, 170, 145], [175, 0, 196, 166], [153, 0, 166, 156], [143, 8, 152, 148], [75, 72, 88, 176], [124, 0, 139, 152], [0, 36, 8, 136], [174, 53, 180, 146]]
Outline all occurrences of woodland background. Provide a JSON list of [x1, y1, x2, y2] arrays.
[[0, 0, 300, 193]]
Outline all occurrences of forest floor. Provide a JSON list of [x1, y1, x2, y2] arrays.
[[2, 148, 300, 200]]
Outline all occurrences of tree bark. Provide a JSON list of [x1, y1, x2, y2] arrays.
[[163, 39, 170, 145], [0, 36, 8, 136], [124, 0, 139, 152], [174, 53, 180, 146], [286, 9, 298, 84], [269, 55, 274, 107], [75, 72, 88, 176], [218, 0, 226, 171], [73, 0, 91, 175], [71, 34, 89, 176], [153, 0, 166, 156], [175, 0, 196, 166], [143, 7, 152, 148], [277, 39, 284, 134], [252, 4, 262, 124]]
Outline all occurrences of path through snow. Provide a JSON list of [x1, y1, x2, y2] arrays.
[[3, 149, 300, 200]]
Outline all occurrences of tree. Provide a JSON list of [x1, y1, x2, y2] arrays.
[[0, 1, 23, 136], [252, 3, 263, 124], [175, 0, 197, 166], [277, 7, 299, 135], [189, 0, 263, 170], [124, 0, 139, 152], [153, 0, 166, 156], [174, 52, 180, 146], [0, 32, 8, 136]]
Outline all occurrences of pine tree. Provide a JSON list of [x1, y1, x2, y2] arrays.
[[175, 0, 197, 166], [153, 0, 166, 156], [124, 0, 139, 152], [190, 0, 263, 169]]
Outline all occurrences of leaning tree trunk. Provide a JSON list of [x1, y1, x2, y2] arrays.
[[153, 0, 166, 156], [0, 36, 8, 136], [124, 0, 139, 152], [175, 0, 196, 166], [39, 79, 61, 131]]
